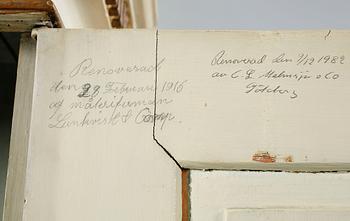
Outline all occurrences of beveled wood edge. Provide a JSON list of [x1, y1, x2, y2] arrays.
[[182, 169, 191, 221], [181, 161, 350, 173]]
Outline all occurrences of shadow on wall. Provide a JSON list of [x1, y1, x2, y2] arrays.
[[0, 32, 20, 221]]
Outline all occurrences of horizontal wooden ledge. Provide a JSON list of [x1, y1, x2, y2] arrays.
[[0, 10, 53, 32], [0, 0, 62, 32], [182, 161, 350, 172], [0, 0, 52, 10]]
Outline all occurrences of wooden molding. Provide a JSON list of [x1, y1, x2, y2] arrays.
[[0, 0, 52, 10], [129, 0, 157, 28], [0, 0, 62, 32], [104, 0, 132, 28], [0, 10, 51, 32]]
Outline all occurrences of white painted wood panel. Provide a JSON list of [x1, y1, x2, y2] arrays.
[[190, 170, 350, 221], [155, 30, 350, 171], [5, 29, 350, 221], [3, 34, 36, 221], [14, 29, 181, 221], [225, 208, 350, 221], [52, 0, 110, 28]]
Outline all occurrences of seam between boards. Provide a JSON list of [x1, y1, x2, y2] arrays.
[[152, 29, 182, 169]]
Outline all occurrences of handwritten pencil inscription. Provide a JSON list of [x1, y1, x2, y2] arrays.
[[47, 58, 187, 130], [210, 50, 345, 99], [46, 46, 348, 130]]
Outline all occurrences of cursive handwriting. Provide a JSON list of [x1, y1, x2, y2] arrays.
[[245, 82, 298, 99], [67, 57, 166, 78], [211, 50, 267, 66], [135, 107, 175, 130]]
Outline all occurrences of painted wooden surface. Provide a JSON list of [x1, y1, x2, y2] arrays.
[[190, 170, 350, 221], [8, 29, 181, 221], [155, 30, 350, 171], [5, 29, 350, 220], [52, 0, 109, 28], [129, 0, 157, 28], [225, 208, 350, 221], [3, 34, 36, 221]]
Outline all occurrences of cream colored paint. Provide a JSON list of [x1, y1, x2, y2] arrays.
[[190, 170, 350, 221], [5, 29, 350, 220], [155, 30, 350, 170], [129, 0, 157, 28], [52, 0, 110, 28], [3, 35, 36, 221], [225, 208, 350, 221], [13, 29, 181, 221]]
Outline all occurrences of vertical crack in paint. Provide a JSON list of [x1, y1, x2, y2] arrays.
[[152, 29, 182, 169]]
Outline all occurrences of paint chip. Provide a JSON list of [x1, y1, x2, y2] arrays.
[[252, 151, 276, 163], [284, 155, 293, 163]]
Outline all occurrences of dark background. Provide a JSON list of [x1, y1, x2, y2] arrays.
[[0, 32, 20, 219]]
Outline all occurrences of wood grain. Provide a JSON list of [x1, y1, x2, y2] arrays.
[[0, 0, 52, 11], [0, 0, 61, 31], [182, 170, 190, 221], [0, 11, 51, 32]]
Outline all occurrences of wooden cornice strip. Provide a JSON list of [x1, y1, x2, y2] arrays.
[[0, 0, 51, 11], [104, 0, 132, 28], [0, 0, 62, 32], [0, 10, 51, 32]]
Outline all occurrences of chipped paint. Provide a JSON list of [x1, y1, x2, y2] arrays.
[[252, 151, 276, 163], [252, 151, 293, 163], [284, 155, 294, 163]]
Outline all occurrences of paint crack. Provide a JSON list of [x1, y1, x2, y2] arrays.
[[152, 29, 182, 169]]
